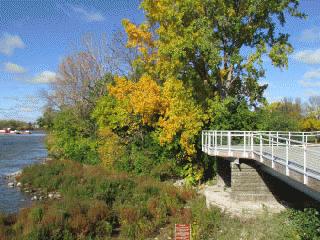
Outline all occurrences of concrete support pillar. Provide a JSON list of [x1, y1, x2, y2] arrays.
[[216, 158, 231, 188]]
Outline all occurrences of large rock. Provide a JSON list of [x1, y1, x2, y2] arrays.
[[173, 179, 186, 187]]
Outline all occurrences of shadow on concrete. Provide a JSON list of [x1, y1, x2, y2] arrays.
[[216, 158, 319, 210]]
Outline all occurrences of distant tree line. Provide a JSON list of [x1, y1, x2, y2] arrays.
[[0, 119, 34, 130]]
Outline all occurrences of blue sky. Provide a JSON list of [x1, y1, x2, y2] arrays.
[[0, 0, 319, 122]]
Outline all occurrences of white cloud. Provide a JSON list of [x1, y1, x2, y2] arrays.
[[293, 49, 320, 65], [299, 79, 320, 88], [299, 68, 320, 88], [299, 27, 320, 42], [31, 71, 56, 83], [20, 107, 33, 113], [71, 5, 105, 22], [3, 62, 26, 74], [0, 33, 25, 56], [303, 68, 320, 80]]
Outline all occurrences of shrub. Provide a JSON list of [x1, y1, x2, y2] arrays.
[[288, 208, 320, 240], [29, 207, 44, 224], [49, 109, 99, 165]]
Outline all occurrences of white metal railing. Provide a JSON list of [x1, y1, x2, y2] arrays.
[[202, 130, 320, 184]]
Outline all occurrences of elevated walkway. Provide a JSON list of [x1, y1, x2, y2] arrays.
[[202, 131, 320, 202]]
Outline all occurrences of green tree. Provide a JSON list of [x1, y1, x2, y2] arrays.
[[48, 108, 99, 164], [36, 106, 56, 129], [91, 0, 305, 182], [127, 0, 304, 104], [0, 119, 33, 130], [262, 98, 302, 131], [43, 48, 115, 164]]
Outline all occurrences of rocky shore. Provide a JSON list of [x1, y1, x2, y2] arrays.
[[3, 157, 61, 202]]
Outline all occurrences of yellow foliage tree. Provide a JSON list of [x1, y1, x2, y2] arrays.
[[108, 75, 164, 126], [121, 16, 207, 159], [108, 74, 206, 160], [98, 128, 125, 167], [158, 78, 206, 157], [300, 117, 320, 132], [122, 19, 157, 77]]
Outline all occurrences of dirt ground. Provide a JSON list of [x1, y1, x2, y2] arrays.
[[201, 184, 286, 217]]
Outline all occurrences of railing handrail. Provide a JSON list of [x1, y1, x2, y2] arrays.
[[202, 130, 320, 135], [254, 133, 307, 145], [202, 130, 320, 146], [202, 130, 319, 145]]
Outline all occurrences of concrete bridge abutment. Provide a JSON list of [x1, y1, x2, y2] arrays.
[[216, 158, 278, 202], [215, 157, 319, 207]]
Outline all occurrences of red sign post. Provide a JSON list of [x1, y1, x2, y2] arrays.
[[175, 224, 191, 240]]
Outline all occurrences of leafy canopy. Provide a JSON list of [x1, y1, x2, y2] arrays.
[[124, 0, 304, 105], [92, 0, 304, 182]]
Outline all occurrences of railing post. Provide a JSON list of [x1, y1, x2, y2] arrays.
[[243, 131, 246, 156], [288, 132, 291, 146], [202, 131, 204, 151], [286, 139, 289, 176], [269, 131, 271, 146], [260, 134, 263, 162], [211, 131, 214, 151], [208, 131, 211, 154], [215, 131, 217, 149], [271, 135, 274, 168], [220, 131, 222, 146], [228, 131, 231, 155], [302, 132, 305, 144], [211, 131, 214, 152], [303, 143, 307, 184], [276, 132, 279, 146], [251, 132, 254, 153], [205, 132, 208, 152]]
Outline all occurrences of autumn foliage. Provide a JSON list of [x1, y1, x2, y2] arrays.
[[41, 0, 306, 183], [91, 0, 305, 183]]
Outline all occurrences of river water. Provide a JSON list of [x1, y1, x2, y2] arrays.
[[0, 132, 47, 214]]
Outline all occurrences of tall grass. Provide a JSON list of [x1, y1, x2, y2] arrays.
[[2, 160, 194, 239]]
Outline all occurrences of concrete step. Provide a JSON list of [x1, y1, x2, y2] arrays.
[[231, 168, 260, 172], [232, 169, 263, 173], [231, 175, 270, 180], [231, 193, 276, 202], [231, 179, 272, 185], [232, 190, 273, 195], [231, 185, 271, 191], [233, 172, 263, 177]]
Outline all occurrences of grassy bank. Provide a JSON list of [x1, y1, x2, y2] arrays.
[[0, 160, 319, 240]]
